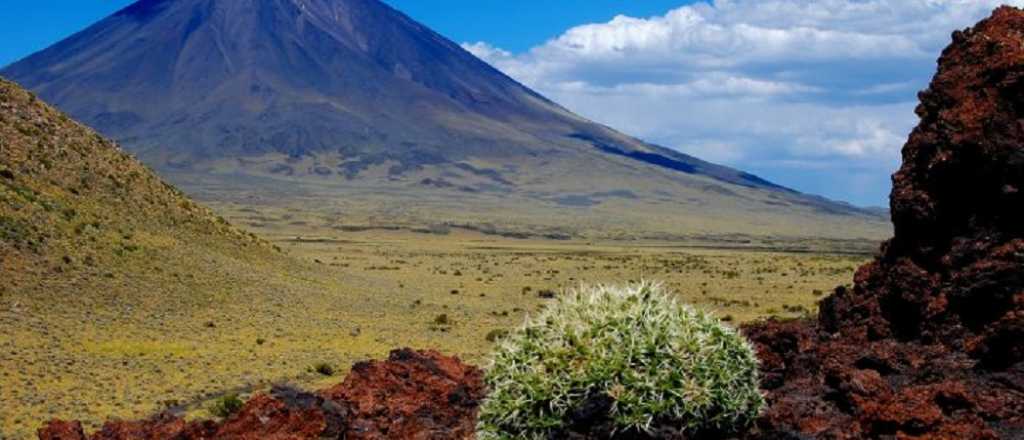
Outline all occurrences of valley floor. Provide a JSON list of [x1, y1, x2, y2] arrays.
[[0, 225, 871, 439]]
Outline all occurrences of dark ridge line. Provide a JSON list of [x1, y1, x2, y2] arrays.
[[568, 133, 794, 193]]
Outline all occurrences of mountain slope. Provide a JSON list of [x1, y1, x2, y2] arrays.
[[0, 77, 265, 280], [0, 0, 889, 241], [1, 75, 275, 436]]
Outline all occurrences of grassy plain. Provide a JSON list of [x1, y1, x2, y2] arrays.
[[1, 213, 869, 439]]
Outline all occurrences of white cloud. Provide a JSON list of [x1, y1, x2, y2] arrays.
[[462, 42, 512, 61], [463, 0, 1024, 205]]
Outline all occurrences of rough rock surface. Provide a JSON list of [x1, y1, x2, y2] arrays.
[[322, 348, 484, 439], [742, 6, 1024, 440], [38, 349, 483, 440]]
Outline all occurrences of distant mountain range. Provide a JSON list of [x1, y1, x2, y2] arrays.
[[0, 0, 890, 241]]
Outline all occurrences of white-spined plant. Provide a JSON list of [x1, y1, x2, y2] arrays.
[[477, 281, 764, 439]]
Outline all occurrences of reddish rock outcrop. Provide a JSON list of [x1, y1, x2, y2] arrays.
[[322, 348, 484, 439], [38, 421, 87, 440], [742, 6, 1024, 440], [38, 349, 483, 440]]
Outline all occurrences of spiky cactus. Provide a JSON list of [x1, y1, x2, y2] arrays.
[[477, 282, 764, 439]]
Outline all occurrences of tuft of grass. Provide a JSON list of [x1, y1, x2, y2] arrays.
[[208, 393, 244, 418], [485, 329, 510, 343], [0, 215, 28, 242], [430, 313, 454, 332], [434, 314, 451, 325], [311, 362, 335, 376], [477, 281, 764, 439]]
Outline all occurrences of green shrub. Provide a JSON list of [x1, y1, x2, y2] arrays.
[[485, 329, 510, 343], [311, 362, 336, 376], [209, 393, 244, 418], [477, 282, 764, 439], [0, 215, 27, 242], [0, 215, 35, 249], [430, 313, 454, 332]]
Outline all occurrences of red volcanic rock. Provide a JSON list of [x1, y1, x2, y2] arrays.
[[321, 348, 485, 439], [38, 349, 481, 440], [88, 414, 216, 440], [819, 4, 1024, 367], [38, 421, 86, 440], [742, 6, 1024, 440], [206, 390, 340, 439]]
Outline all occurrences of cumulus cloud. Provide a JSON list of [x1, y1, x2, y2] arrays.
[[462, 0, 1024, 206]]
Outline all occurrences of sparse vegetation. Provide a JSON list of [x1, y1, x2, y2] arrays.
[[430, 313, 455, 332], [485, 329, 509, 343], [0, 220, 863, 439], [208, 393, 244, 418], [0, 215, 32, 245], [477, 282, 764, 439], [312, 362, 336, 377]]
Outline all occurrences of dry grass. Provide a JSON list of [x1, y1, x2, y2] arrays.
[[0, 225, 869, 439]]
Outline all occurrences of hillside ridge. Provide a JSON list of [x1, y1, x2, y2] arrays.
[[1, 76, 266, 283]]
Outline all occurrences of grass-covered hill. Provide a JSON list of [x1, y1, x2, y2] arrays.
[[0, 77, 267, 287], [0, 78, 415, 439], [1, 76, 295, 435]]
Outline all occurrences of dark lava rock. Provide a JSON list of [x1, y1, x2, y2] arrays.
[[742, 6, 1024, 440], [38, 349, 482, 440]]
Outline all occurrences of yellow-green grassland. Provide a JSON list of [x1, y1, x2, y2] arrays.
[[1, 225, 870, 438]]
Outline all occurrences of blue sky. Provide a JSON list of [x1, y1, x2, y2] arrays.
[[0, 1, 693, 67], [0, 1, 1019, 206]]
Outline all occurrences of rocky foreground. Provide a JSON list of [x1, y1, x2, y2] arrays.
[[39, 349, 485, 440], [36, 6, 1024, 440], [744, 6, 1024, 439]]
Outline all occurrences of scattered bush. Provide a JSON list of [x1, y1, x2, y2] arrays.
[[431, 314, 454, 332], [0, 215, 30, 243], [209, 393, 244, 418], [485, 329, 510, 343], [312, 362, 335, 376], [477, 281, 764, 439]]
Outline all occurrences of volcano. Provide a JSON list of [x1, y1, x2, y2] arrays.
[[0, 0, 888, 241]]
